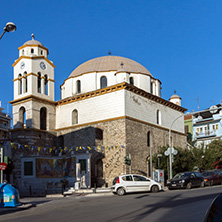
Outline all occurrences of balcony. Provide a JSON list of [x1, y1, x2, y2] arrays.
[[195, 130, 216, 139]]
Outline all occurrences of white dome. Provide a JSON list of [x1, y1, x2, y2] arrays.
[[69, 55, 152, 78]]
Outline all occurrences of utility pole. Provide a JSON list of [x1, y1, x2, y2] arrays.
[[0, 146, 3, 183], [150, 147, 152, 179]]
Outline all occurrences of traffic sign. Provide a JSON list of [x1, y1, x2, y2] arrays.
[[164, 150, 169, 156], [164, 147, 178, 156], [173, 149, 178, 155], [0, 162, 7, 170]]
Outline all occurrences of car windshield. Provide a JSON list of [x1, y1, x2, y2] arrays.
[[173, 172, 190, 179]]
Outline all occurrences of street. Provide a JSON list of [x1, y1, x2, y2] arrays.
[[0, 186, 221, 222]]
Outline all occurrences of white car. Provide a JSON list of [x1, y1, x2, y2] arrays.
[[111, 174, 162, 196]]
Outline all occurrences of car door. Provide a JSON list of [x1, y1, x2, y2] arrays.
[[194, 172, 203, 186], [121, 175, 135, 192], [190, 173, 198, 186], [132, 175, 150, 192]]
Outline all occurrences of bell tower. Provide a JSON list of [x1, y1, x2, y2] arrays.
[[10, 34, 56, 132]]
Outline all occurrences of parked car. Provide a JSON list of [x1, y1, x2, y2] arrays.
[[111, 174, 162, 196], [167, 171, 204, 190], [202, 170, 222, 186]]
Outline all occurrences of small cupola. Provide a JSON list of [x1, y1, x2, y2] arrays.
[[169, 90, 182, 106], [18, 34, 49, 57]]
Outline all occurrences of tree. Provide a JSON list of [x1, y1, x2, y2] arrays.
[[153, 146, 196, 179], [204, 139, 222, 169], [153, 140, 222, 180]]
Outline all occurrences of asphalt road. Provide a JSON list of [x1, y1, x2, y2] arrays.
[[0, 186, 221, 222]]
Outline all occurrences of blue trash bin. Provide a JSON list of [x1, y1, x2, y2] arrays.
[[0, 183, 21, 207]]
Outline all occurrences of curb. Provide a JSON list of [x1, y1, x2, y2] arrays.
[[46, 194, 64, 198], [86, 192, 113, 197]]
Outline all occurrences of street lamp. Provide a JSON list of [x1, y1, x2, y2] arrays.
[[0, 22, 16, 183], [0, 22, 16, 40]]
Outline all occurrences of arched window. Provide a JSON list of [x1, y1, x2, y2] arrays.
[[100, 76, 107, 89], [97, 159, 103, 178], [22, 50, 24, 55], [76, 80, 81, 94], [58, 135, 64, 148], [157, 110, 161, 125], [147, 131, 150, 147], [129, 77, 134, 85], [40, 107, 47, 130], [96, 128, 103, 140], [19, 107, 26, 128], [24, 72, 27, 93], [38, 72, 41, 93], [18, 74, 22, 94], [72, 109, 78, 125], [150, 81, 152, 94], [41, 50, 43, 55], [44, 75, 48, 95], [31, 48, 34, 53]]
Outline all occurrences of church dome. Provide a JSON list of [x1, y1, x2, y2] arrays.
[[23, 34, 43, 46], [69, 55, 152, 77], [24, 39, 43, 46], [170, 94, 181, 100]]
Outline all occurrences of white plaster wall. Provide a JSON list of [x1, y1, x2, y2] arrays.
[[96, 71, 117, 88], [19, 46, 47, 57], [125, 90, 184, 133], [13, 99, 55, 130], [170, 98, 181, 106], [155, 80, 161, 97], [56, 90, 125, 129], [56, 88, 184, 133], [137, 74, 150, 92], [62, 71, 161, 100], [63, 78, 73, 98], [14, 58, 54, 101]]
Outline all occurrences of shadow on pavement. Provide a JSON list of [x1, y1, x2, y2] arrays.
[[106, 191, 219, 222], [0, 199, 51, 215]]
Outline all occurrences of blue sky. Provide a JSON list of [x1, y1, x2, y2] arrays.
[[1, 0, 222, 115]]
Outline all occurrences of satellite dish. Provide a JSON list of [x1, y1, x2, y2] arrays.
[[198, 115, 202, 120], [210, 105, 218, 114]]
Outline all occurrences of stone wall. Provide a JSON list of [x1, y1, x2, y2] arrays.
[[57, 118, 127, 187], [125, 117, 187, 176], [11, 128, 56, 147]]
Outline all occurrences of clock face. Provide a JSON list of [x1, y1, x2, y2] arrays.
[[20, 62, 25, 69], [40, 62, 46, 70]]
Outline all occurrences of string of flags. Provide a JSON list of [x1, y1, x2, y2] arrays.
[[8, 142, 125, 153]]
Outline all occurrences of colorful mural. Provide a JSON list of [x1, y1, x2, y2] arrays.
[[36, 157, 76, 178]]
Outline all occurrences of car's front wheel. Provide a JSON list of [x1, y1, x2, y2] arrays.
[[117, 187, 125, 196], [151, 185, 159, 193], [186, 182, 192, 189]]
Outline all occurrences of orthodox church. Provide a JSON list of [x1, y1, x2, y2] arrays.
[[9, 35, 187, 195]]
